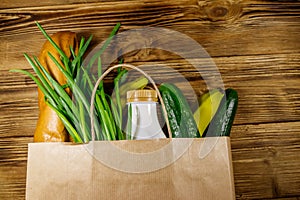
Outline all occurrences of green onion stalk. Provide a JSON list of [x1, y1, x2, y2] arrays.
[[11, 21, 130, 143]]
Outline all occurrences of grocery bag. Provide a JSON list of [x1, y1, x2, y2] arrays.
[[26, 137, 235, 199], [26, 64, 235, 199]]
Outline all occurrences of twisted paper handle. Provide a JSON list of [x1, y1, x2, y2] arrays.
[[90, 64, 172, 141]]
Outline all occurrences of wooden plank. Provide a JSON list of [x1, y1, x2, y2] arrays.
[[0, 0, 299, 58], [270, 198, 300, 200], [230, 121, 300, 199], [0, 165, 27, 200], [2, 54, 299, 129], [1, 0, 97, 8], [0, 137, 29, 200], [0, 0, 192, 9]]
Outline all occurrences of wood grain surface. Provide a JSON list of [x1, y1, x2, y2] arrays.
[[0, 0, 299, 199]]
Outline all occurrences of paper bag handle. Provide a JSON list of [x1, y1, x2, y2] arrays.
[[90, 63, 172, 141]]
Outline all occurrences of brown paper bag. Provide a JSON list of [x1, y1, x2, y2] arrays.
[[26, 137, 235, 199], [26, 64, 235, 199]]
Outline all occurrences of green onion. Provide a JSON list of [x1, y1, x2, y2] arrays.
[[113, 69, 128, 133], [126, 103, 133, 140], [12, 22, 132, 143], [87, 22, 121, 69], [46, 101, 83, 143], [35, 22, 71, 74]]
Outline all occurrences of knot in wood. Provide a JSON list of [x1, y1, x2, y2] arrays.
[[199, 0, 242, 22], [210, 6, 228, 18]]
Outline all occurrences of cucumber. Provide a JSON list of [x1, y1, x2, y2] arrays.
[[203, 88, 238, 137], [159, 83, 200, 138]]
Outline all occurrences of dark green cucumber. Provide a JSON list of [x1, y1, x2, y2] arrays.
[[159, 83, 200, 138], [203, 88, 238, 137]]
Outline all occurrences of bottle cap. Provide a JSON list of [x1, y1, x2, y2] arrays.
[[127, 89, 158, 102]]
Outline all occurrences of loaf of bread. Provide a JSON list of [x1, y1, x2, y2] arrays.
[[34, 31, 78, 142]]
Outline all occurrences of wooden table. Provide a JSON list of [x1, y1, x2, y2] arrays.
[[0, 0, 299, 199]]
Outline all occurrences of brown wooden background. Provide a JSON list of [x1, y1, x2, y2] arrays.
[[0, 0, 299, 199]]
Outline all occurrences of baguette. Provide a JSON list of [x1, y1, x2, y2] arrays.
[[34, 31, 78, 142]]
